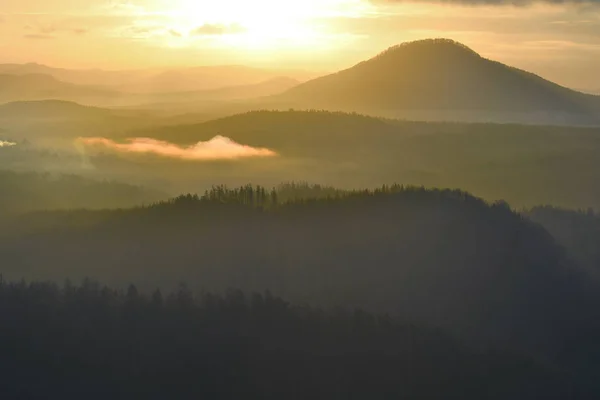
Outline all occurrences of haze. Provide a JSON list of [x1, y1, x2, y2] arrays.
[[1, 0, 599, 90], [3, 1, 600, 399]]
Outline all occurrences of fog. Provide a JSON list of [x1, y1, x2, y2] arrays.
[[2, 38, 600, 399], [78, 136, 277, 161]]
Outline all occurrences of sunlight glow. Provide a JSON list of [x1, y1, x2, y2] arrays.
[[164, 0, 372, 50]]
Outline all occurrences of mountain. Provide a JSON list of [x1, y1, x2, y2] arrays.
[[276, 39, 600, 125], [128, 77, 300, 109], [0, 74, 120, 104], [0, 63, 143, 87], [0, 63, 316, 93], [0, 100, 114, 119], [0, 70, 300, 108], [124, 67, 305, 93], [0, 100, 177, 144], [168, 76, 299, 101]]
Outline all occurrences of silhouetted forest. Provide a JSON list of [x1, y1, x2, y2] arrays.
[[0, 279, 588, 399], [125, 110, 600, 209], [6, 106, 600, 209], [4, 35, 600, 399], [3, 183, 600, 393]]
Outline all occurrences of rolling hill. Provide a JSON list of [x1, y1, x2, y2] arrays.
[[0, 63, 144, 87], [124, 66, 304, 93], [0, 71, 299, 108], [0, 100, 115, 119], [125, 77, 300, 109], [166, 76, 299, 101], [0, 63, 314, 93], [1, 186, 598, 363], [276, 39, 600, 125], [0, 100, 177, 144], [0, 74, 120, 104], [126, 110, 600, 208]]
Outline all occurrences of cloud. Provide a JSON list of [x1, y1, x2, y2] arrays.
[[0, 140, 16, 148], [23, 34, 54, 39], [372, 0, 600, 5], [192, 23, 246, 36], [78, 136, 277, 161], [23, 23, 89, 39]]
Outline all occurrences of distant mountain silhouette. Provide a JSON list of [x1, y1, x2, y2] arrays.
[[131, 77, 300, 107], [277, 39, 600, 125], [0, 100, 113, 119], [0, 63, 315, 93], [0, 100, 169, 141], [178, 76, 299, 101], [0, 70, 300, 108], [126, 67, 304, 93], [0, 63, 142, 87], [0, 74, 119, 104]]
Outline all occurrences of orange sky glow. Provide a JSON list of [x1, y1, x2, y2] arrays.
[[1, 0, 599, 89]]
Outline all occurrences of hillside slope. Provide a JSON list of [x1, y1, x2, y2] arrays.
[[0, 63, 314, 92], [0, 100, 114, 119], [127, 110, 600, 209], [277, 39, 600, 125], [2, 186, 597, 358], [0, 74, 121, 104]]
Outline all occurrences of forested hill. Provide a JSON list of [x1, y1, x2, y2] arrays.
[[3, 185, 599, 366], [0, 281, 580, 399], [275, 39, 600, 125], [129, 110, 600, 209]]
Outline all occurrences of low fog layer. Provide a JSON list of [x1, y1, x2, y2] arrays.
[[78, 136, 278, 161], [0, 140, 16, 147]]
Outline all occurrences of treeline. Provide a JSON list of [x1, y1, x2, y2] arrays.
[[3, 185, 598, 360], [162, 182, 394, 209], [163, 185, 600, 283], [3, 186, 600, 394], [0, 279, 582, 399], [136, 110, 600, 209]]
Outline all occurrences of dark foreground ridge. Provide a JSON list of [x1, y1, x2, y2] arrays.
[[2, 184, 600, 396], [3, 184, 600, 390], [0, 280, 585, 399]]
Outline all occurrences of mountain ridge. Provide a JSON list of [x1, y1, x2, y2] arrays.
[[276, 38, 600, 125]]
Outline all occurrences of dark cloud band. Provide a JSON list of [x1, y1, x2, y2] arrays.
[[372, 0, 599, 5]]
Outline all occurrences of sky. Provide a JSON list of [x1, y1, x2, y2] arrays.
[[1, 0, 599, 90]]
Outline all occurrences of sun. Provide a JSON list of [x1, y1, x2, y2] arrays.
[[168, 0, 368, 50]]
